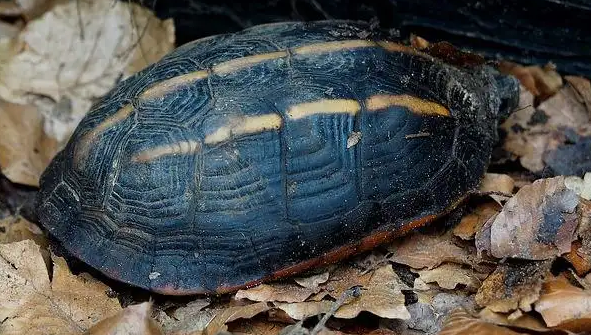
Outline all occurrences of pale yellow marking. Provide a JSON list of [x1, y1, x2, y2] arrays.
[[293, 40, 379, 55], [74, 104, 135, 166], [140, 71, 209, 99], [132, 140, 202, 162], [205, 113, 283, 144], [366, 94, 450, 117], [294, 39, 425, 57], [213, 51, 288, 75], [287, 99, 361, 119], [76, 39, 428, 166]]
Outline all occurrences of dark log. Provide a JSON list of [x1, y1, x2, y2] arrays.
[[136, 0, 591, 77]]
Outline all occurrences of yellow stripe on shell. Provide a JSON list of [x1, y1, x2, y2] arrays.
[[140, 71, 209, 100], [287, 99, 361, 119], [131, 140, 202, 163], [78, 39, 427, 165], [366, 94, 450, 117], [204, 113, 283, 144], [74, 104, 135, 167], [213, 51, 288, 74]]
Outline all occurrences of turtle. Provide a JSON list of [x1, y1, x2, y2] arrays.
[[36, 20, 519, 295]]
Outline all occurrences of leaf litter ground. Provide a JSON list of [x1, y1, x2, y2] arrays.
[[1, 1, 591, 334]]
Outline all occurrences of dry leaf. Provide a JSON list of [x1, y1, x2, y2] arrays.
[[236, 283, 316, 303], [563, 240, 591, 276], [156, 302, 216, 335], [498, 61, 562, 100], [479, 173, 515, 195], [0, 101, 58, 186], [320, 266, 370, 299], [333, 265, 410, 320], [405, 302, 439, 334], [229, 319, 290, 335], [0, 0, 174, 142], [0, 215, 47, 247], [475, 261, 551, 313], [565, 76, 591, 115], [478, 307, 551, 332], [440, 309, 531, 335], [410, 34, 430, 50], [294, 271, 330, 290], [88, 302, 162, 335], [454, 201, 502, 240], [0, 240, 121, 334], [578, 198, 591, 262], [0, 0, 58, 19], [565, 172, 591, 201], [204, 302, 270, 335], [535, 275, 591, 329], [388, 232, 477, 269], [502, 81, 591, 174], [477, 176, 579, 260], [0, 20, 20, 40], [276, 301, 334, 321], [414, 263, 482, 292]]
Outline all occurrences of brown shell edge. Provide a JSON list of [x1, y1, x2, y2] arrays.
[[152, 195, 469, 296]]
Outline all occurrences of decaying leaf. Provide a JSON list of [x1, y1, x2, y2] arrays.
[[498, 61, 562, 100], [577, 198, 591, 263], [565, 172, 591, 201], [410, 34, 430, 50], [236, 283, 316, 303], [204, 302, 270, 335], [0, 0, 58, 19], [454, 201, 502, 240], [477, 176, 579, 260], [535, 275, 591, 330], [388, 232, 477, 269], [414, 263, 482, 292], [0, 240, 121, 334], [87, 302, 162, 335], [275, 301, 334, 321], [478, 308, 549, 332], [228, 319, 290, 335], [405, 302, 439, 334], [475, 261, 551, 313], [502, 80, 591, 174], [333, 265, 410, 320], [479, 173, 515, 195], [0, 215, 47, 247], [0, 101, 58, 186], [320, 265, 371, 300], [562, 240, 591, 276], [565, 76, 591, 116], [440, 309, 533, 335], [156, 301, 216, 335], [0, 0, 175, 142], [294, 271, 330, 290]]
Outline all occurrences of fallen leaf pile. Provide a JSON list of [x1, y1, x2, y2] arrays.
[[0, 0, 175, 186], [1, 2, 591, 335]]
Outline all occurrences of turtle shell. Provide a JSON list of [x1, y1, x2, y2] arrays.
[[37, 21, 518, 295]]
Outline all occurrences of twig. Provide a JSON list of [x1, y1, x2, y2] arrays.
[[309, 286, 363, 335]]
